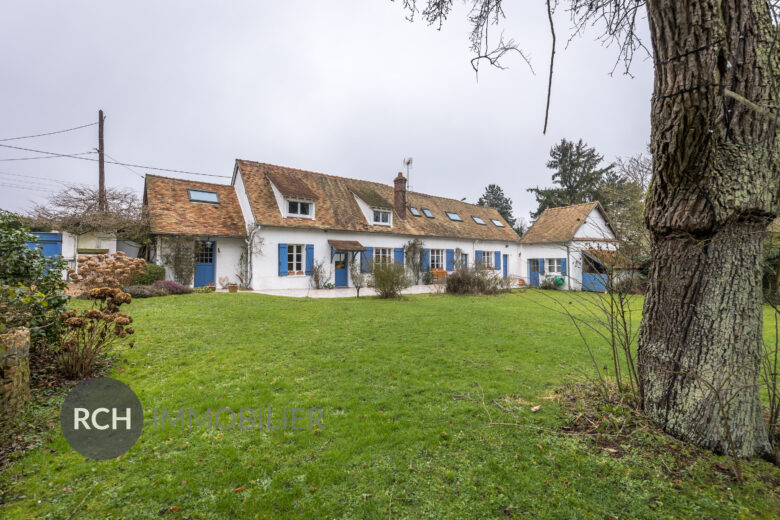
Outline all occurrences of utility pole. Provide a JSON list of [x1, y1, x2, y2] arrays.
[[98, 109, 107, 211]]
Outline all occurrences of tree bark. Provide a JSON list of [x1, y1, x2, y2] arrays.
[[639, 0, 779, 457]]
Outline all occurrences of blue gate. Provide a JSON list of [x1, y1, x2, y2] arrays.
[[503, 255, 508, 278], [27, 232, 62, 258], [194, 241, 215, 287], [582, 273, 608, 292]]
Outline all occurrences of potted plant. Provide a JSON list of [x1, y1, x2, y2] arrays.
[[228, 283, 239, 293], [205, 283, 217, 293]]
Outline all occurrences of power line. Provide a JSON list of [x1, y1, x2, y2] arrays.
[[104, 152, 144, 179], [0, 121, 98, 142], [0, 171, 70, 186], [0, 142, 230, 178], [0, 181, 56, 193], [0, 151, 98, 162]]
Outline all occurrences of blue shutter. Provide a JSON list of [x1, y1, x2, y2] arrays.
[[475, 250, 483, 268], [445, 249, 455, 271], [560, 257, 567, 275], [278, 243, 288, 276], [394, 247, 404, 265], [494, 251, 501, 270], [421, 249, 430, 271], [361, 247, 373, 273], [305, 244, 314, 275], [539, 259, 545, 275]]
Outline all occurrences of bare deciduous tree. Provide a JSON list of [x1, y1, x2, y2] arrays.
[[28, 184, 150, 247]]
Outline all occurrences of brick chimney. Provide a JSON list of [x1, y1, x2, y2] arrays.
[[394, 172, 407, 220]]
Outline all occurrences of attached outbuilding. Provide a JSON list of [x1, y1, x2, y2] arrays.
[[519, 201, 619, 291]]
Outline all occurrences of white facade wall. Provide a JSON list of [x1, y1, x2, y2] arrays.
[[153, 236, 245, 287], [233, 169, 255, 229], [250, 226, 522, 290]]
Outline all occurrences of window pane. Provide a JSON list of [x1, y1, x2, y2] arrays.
[[299, 203, 309, 215], [288, 201, 298, 213], [189, 190, 219, 203]]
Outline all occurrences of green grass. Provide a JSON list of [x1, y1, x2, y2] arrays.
[[1, 292, 778, 519]]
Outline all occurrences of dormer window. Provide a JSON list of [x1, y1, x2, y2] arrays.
[[188, 189, 219, 204], [373, 209, 391, 226], [409, 206, 421, 217], [490, 218, 505, 227], [422, 208, 434, 218], [446, 211, 462, 222], [286, 199, 314, 219], [472, 216, 486, 225]]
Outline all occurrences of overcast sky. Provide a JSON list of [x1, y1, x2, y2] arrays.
[[0, 1, 652, 222]]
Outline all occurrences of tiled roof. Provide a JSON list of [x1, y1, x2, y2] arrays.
[[328, 240, 366, 251], [521, 202, 608, 243], [583, 249, 634, 269], [235, 160, 522, 242], [144, 175, 246, 237]]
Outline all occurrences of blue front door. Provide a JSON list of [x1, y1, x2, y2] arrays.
[[503, 255, 508, 278], [194, 240, 215, 287], [528, 259, 541, 287], [334, 252, 348, 287]]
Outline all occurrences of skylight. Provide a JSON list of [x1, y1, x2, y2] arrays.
[[188, 189, 219, 203], [409, 206, 421, 217], [490, 218, 505, 227], [446, 211, 462, 222], [472, 216, 486, 225], [422, 208, 434, 218]]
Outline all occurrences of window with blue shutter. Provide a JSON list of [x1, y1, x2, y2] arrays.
[[361, 247, 373, 272], [494, 251, 501, 270], [560, 257, 567, 275], [475, 250, 483, 268], [421, 249, 430, 271], [305, 244, 314, 275], [539, 258, 544, 274], [278, 243, 288, 276], [394, 247, 404, 265], [445, 249, 455, 271]]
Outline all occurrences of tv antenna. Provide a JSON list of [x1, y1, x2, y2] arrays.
[[403, 157, 413, 190]]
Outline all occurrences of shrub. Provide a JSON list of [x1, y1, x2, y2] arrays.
[[369, 262, 411, 298], [58, 287, 135, 379], [445, 268, 503, 295], [69, 252, 146, 290], [133, 263, 165, 286], [422, 271, 433, 285], [162, 236, 195, 285], [0, 212, 68, 348], [540, 277, 559, 290], [124, 285, 169, 298], [153, 279, 192, 295], [309, 260, 331, 290]]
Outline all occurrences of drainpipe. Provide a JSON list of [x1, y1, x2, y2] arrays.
[[566, 243, 571, 291]]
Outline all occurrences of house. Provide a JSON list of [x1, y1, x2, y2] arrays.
[[143, 160, 522, 289], [519, 201, 619, 291]]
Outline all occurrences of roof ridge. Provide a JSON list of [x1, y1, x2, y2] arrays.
[[145, 173, 232, 188], [236, 159, 498, 212]]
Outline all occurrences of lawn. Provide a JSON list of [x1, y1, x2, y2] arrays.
[[1, 291, 779, 519]]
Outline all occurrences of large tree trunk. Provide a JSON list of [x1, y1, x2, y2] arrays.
[[639, 0, 779, 457]]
